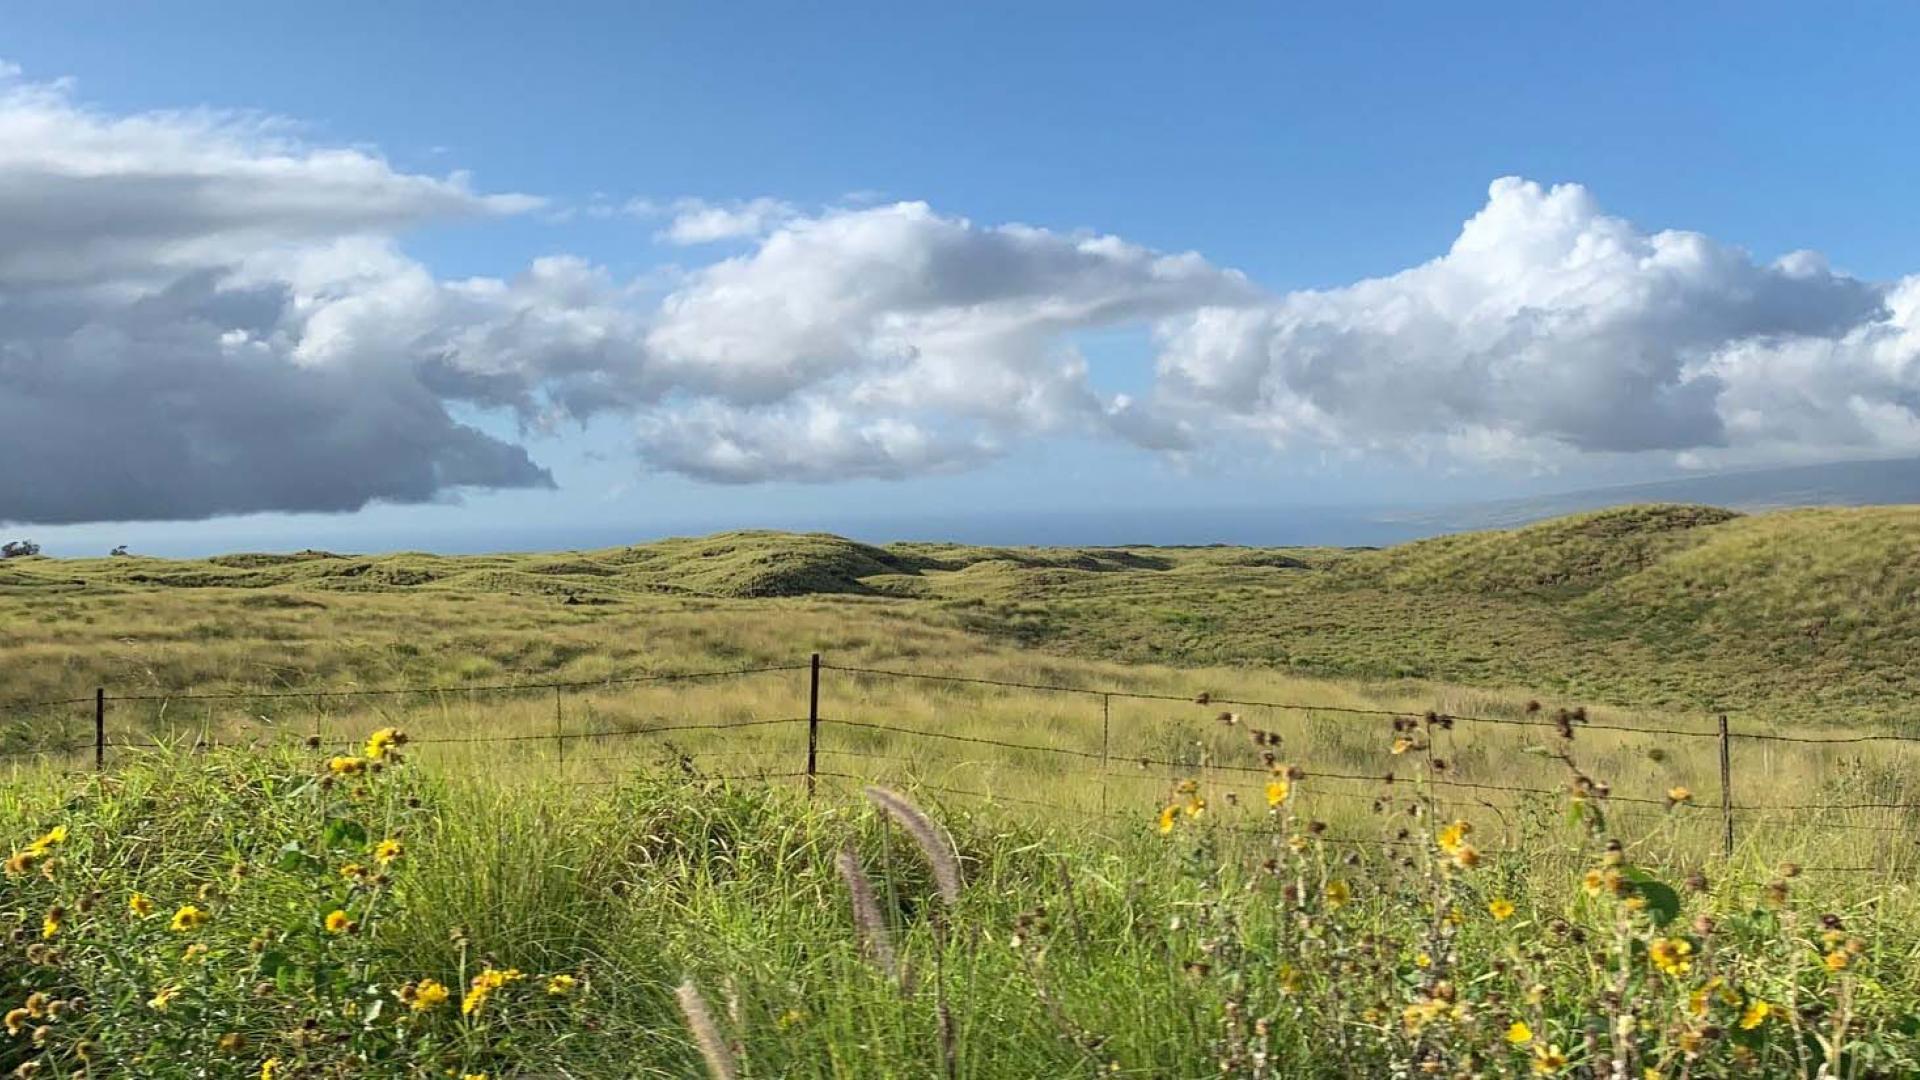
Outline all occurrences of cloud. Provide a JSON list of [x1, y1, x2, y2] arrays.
[[0, 69, 558, 525], [8, 62, 1920, 521], [639, 201, 1255, 477], [1144, 178, 1898, 467], [655, 196, 799, 244]]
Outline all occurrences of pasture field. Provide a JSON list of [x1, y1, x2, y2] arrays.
[[4, 504, 1920, 1077]]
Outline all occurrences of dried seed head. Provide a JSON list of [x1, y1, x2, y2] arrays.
[[864, 787, 962, 906]]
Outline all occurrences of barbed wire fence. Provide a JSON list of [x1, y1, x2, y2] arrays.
[[3, 654, 1916, 875]]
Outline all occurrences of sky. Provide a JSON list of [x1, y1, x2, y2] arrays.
[[4, 4, 1919, 555]]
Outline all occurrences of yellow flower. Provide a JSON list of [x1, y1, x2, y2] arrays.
[[462, 967, 524, 1015], [546, 973, 578, 996], [373, 839, 402, 865], [1824, 950, 1850, 972], [171, 904, 207, 932], [1325, 880, 1351, 909], [1436, 820, 1472, 855], [3, 1008, 28, 1036], [41, 912, 60, 939], [1649, 937, 1693, 977], [324, 910, 351, 934], [260, 1059, 281, 1080], [1532, 1043, 1569, 1074], [26, 825, 67, 854], [129, 892, 155, 918], [328, 755, 366, 775], [1401, 998, 1445, 1032], [409, 978, 450, 1011], [23, 994, 45, 1019], [1414, 952, 1432, 969], [217, 1032, 249, 1053], [463, 1075, 487, 1080], [1157, 804, 1178, 834], [1506, 1020, 1533, 1045], [148, 985, 180, 1011], [364, 727, 406, 760], [183, 942, 209, 962], [339, 862, 366, 880], [776, 1007, 805, 1030], [1390, 737, 1414, 755], [1739, 999, 1771, 1029], [1265, 779, 1291, 807], [1489, 898, 1516, 921], [1666, 785, 1693, 806], [1184, 796, 1206, 818]]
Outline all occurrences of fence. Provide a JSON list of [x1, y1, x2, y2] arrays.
[[4, 654, 1918, 874]]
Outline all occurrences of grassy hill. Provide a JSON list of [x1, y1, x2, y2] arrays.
[[3, 503, 1917, 721]]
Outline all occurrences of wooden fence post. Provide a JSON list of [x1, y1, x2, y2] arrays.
[[806, 653, 821, 797], [94, 688, 105, 771], [1718, 713, 1734, 859]]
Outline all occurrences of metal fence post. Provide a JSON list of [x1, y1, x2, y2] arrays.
[[554, 685, 565, 765], [94, 688, 105, 771], [806, 653, 821, 797], [1100, 693, 1111, 815], [1718, 714, 1734, 858]]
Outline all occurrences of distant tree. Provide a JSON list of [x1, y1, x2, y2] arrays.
[[1, 540, 41, 558], [110, 545, 130, 557]]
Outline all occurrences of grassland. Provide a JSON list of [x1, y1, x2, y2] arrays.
[[4, 504, 1919, 1076]]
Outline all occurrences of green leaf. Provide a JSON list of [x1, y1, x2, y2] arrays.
[[322, 817, 368, 849], [1620, 867, 1681, 927], [275, 841, 323, 874]]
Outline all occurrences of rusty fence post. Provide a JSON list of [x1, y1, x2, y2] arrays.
[[94, 688, 106, 771], [1718, 713, 1734, 859], [1100, 693, 1111, 816], [806, 653, 821, 797]]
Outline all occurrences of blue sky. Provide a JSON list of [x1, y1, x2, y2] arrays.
[[6, 4, 1920, 554]]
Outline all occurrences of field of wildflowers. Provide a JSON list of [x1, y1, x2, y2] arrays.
[[5, 705, 1916, 1078]]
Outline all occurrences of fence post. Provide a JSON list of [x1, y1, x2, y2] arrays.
[[1100, 693, 1111, 815], [1718, 713, 1734, 859], [94, 688, 105, 771], [806, 653, 821, 797], [554, 685, 565, 765]]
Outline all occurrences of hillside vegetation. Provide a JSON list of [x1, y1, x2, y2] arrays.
[[3, 504, 1918, 721]]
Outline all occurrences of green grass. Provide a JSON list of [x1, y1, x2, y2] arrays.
[[4, 743, 1917, 1078], [6, 504, 1920, 1076], [6, 503, 1920, 721]]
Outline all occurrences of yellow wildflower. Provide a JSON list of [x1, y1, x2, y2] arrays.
[[1507, 1020, 1533, 1045], [1265, 779, 1291, 807], [26, 826, 67, 854], [1325, 880, 1351, 909], [1401, 999, 1445, 1032], [1390, 737, 1414, 755], [373, 839, 402, 864], [410, 978, 450, 1011], [1414, 952, 1432, 969], [339, 863, 366, 880], [546, 973, 578, 996], [3, 1008, 28, 1036], [183, 942, 209, 962], [1157, 804, 1177, 834], [171, 904, 207, 932], [1532, 1043, 1569, 1074], [129, 892, 154, 918], [324, 910, 351, 934], [1824, 950, 1850, 972], [217, 1032, 249, 1054], [1666, 786, 1693, 806], [1489, 898, 1516, 921], [23, 994, 45, 1019], [148, 985, 180, 1011], [364, 727, 406, 760], [1184, 796, 1206, 818], [328, 756, 366, 775], [41, 911, 60, 939], [776, 1007, 805, 1030], [1436, 820, 1472, 855], [1649, 937, 1693, 977], [260, 1059, 281, 1080], [1740, 999, 1771, 1029]]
